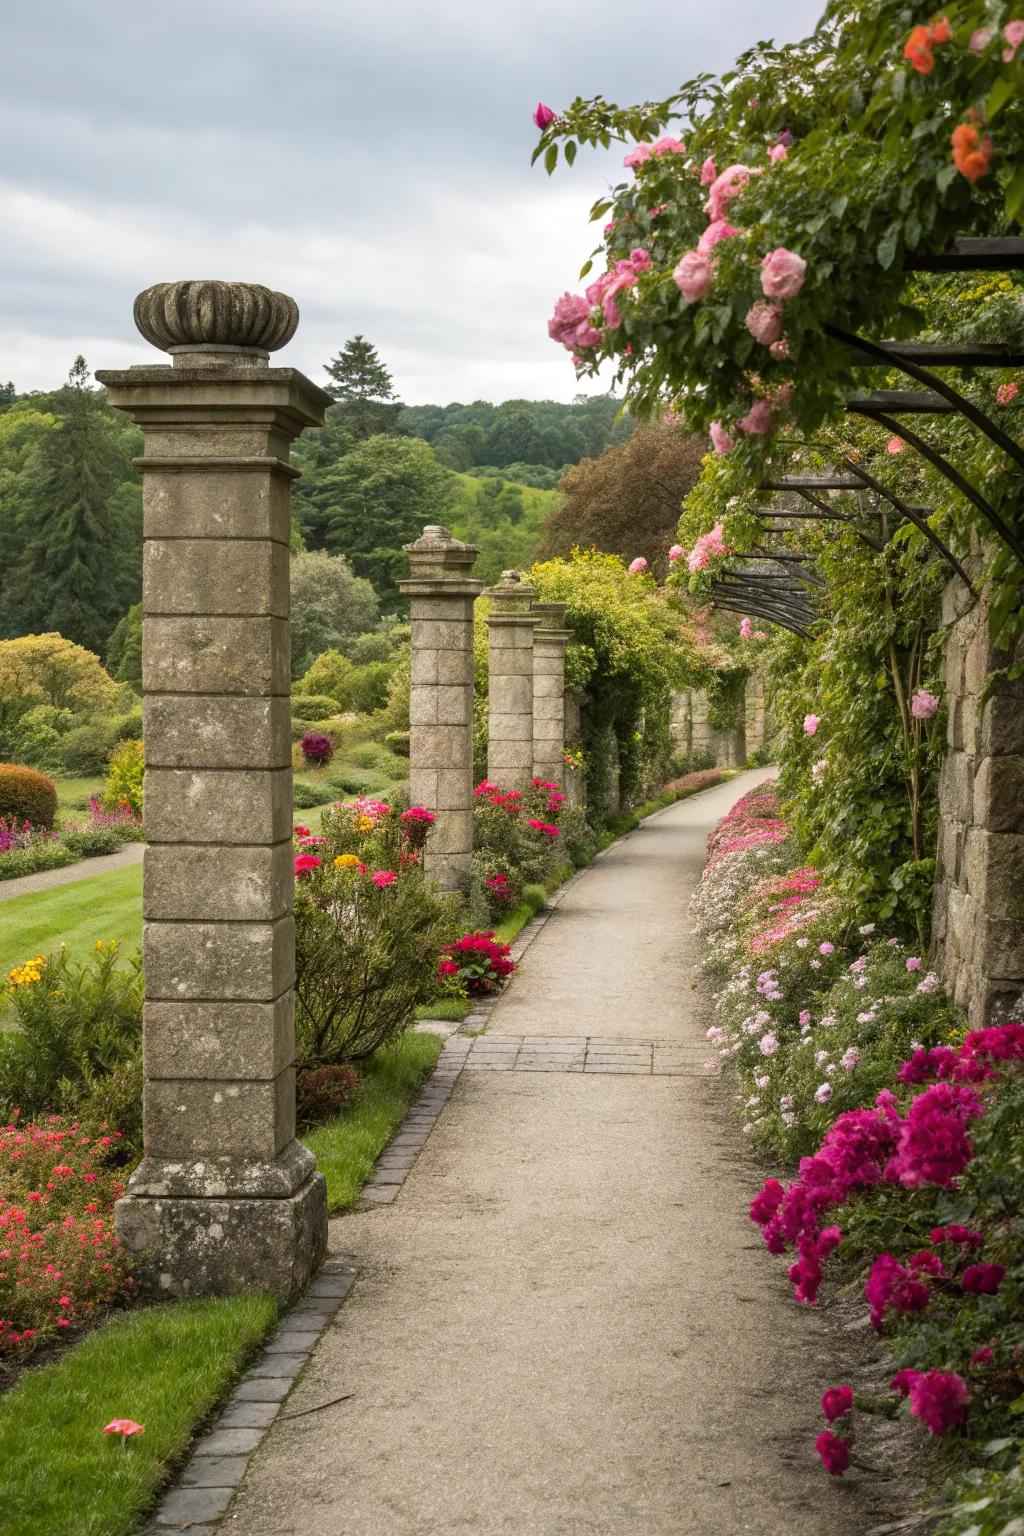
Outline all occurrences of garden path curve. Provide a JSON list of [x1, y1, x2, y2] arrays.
[[227, 771, 875, 1536], [0, 840, 144, 902]]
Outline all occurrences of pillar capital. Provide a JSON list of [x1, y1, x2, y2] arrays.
[[399, 525, 482, 601], [485, 569, 539, 625], [531, 600, 574, 644]]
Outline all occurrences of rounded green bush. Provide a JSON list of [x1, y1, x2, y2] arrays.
[[291, 694, 341, 721], [0, 763, 58, 828]]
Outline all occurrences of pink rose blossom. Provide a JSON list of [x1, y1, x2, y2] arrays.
[[968, 26, 991, 51], [1003, 19, 1024, 60], [740, 617, 753, 639], [996, 380, 1019, 404], [911, 688, 939, 720], [816, 1430, 851, 1476], [700, 156, 717, 185], [906, 1370, 970, 1436], [705, 164, 760, 223], [652, 136, 686, 156], [769, 142, 788, 164], [697, 219, 739, 255], [887, 435, 904, 454], [668, 544, 684, 562], [821, 1386, 854, 1422], [629, 247, 653, 272], [709, 421, 733, 456], [760, 247, 807, 300], [624, 142, 653, 168], [746, 301, 784, 346], [672, 250, 713, 302], [962, 1263, 1005, 1295], [533, 102, 557, 130], [769, 338, 790, 361], [803, 713, 820, 736], [371, 870, 398, 888], [627, 557, 648, 574], [737, 400, 774, 435]]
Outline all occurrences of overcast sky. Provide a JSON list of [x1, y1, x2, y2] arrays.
[[3, 0, 822, 404]]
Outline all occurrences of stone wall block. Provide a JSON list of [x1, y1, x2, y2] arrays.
[[435, 685, 472, 726], [144, 996, 295, 1081], [143, 616, 290, 696], [436, 649, 474, 687], [143, 539, 289, 617], [428, 809, 474, 857], [143, 916, 295, 1002], [144, 768, 293, 845], [143, 468, 291, 543], [144, 695, 291, 769], [981, 694, 1024, 757], [144, 1069, 295, 1160], [144, 842, 292, 923], [974, 755, 1024, 834]]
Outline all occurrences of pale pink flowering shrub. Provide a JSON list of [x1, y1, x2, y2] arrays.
[[627, 557, 647, 574], [687, 521, 730, 572], [697, 219, 739, 255], [760, 247, 807, 300], [803, 714, 820, 735], [699, 156, 717, 185], [737, 400, 774, 436], [668, 544, 684, 562], [708, 421, 733, 456], [740, 617, 753, 639]]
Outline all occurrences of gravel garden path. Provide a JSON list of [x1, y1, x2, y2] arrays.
[[227, 770, 876, 1536], [0, 840, 144, 902]]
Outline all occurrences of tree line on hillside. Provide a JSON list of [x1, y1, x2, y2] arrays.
[[0, 337, 706, 664]]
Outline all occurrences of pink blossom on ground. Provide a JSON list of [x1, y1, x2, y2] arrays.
[[887, 436, 904, 454], [803, 713, 820, 735], [746, 301, 784, 345], [740, 617, 753, 639], [761, 247, 807, 299], [996, 380, 1019, 404], [627, 557, 648, 574], [697, 219, 739, 255], [737, 400, 774, 436], [533, 102, 557, 129], [816, 1431, 851, 1476], [709, 421, 733, 456], [672, 250, 713, 302], [700, 156, 717, 185], [911, 688, 940, 720]]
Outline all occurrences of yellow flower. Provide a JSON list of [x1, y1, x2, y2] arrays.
[[334, 854, 362, 869], [356, 815, 375, 833], [95, 940, 106, 951]]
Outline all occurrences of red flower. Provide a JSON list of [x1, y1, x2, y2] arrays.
[[903, 24, 934, 71], [293, 854, 321, 877], [821, 1386, 854, 1422], [815, 1430, 851, 1476]]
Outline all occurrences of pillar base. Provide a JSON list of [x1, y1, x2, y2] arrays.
[[115, 1170, 327, 1303]]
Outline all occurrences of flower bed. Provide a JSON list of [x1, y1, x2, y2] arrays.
[[0, 797, 144, 882], [696, 786, 1024, 1531], [0, 1114, 133, 1369]]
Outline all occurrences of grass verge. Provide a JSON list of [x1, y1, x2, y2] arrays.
[[302, 1029, 443, 1212], [0, 1294, 276, 1536], [414, 994, 475, 1023], [0, 864, 143, 973]]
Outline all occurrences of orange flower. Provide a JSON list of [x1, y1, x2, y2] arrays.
[[951, 122, 993, 181], [904, 24, 935, 71], [929, 16, 952, 44]]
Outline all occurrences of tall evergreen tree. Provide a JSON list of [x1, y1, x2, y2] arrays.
[[323, 336, 400, 440], [9, 358, 141, 654], [0, 381, 16, 407]]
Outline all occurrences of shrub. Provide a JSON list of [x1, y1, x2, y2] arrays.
[[521, 883, 547, 915], [293, 810, 458, 1065], [384, 730, 410, 758], [343, 661, 392, 714], [0, 839, 75, 882], [60, 827, 122, 860], [102, 740, 142, 817], [327, 767, 388, 796], [55, 723, 115, 777], [84, 797, 144, 842], [0, 943, 143, 1121], [296, 649, 354, 703], [75, 1053, 144, 1161], [292, 780, 335, 809], [300, 731, 335, 768], [348, 741, 406, 776], [295, 1064, 360, 1129], [291, 694, 341, 721], [0, 765, 57, 828], [438, 932, 516, 996]]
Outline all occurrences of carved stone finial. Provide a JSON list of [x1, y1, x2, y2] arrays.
[[133, 281, 299, 361]]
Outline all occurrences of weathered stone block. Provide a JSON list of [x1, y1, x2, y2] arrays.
[[144, 1069, 295, 1159], [144, 995, 295, 1081], [411, 726, 467, 770], [429, 808, 473, 856], [145, 768, 293, 845], [409, 618, 473, 653], [143, 916, 295, 1001], [408, 768, 438, 806], [410, 648, 439, 685], [144, 842, 292, 922], [489, 737, 533, 771], [144, 696, 290, 769], [974, 755, 1024, 834], [980, 693, 1024, 757], [115, 1171, 327, 1303], [489, 647, 533, 677], [490, 712, 533, 742], [435, 685, 471, 725], [409, 689, 438, 726], [143, 539, 289, 617], [963, 829, 1024, 917], [979, 914, 1024, 981], [435, 768, 472, 810], [436, 649, 474, 686], [143, 616, 290, 696], [143, 468, 291, 542]]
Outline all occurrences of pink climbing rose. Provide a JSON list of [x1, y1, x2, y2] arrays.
[[769, 338, 790, 361], [700, 156, 717, 185], [745, 302, 784, 346], [969, 26, 991, 50], [629, 247, 653, 271], [628, 557, 648, 574], [709, 421, 733, 456], [533, 102, 557, 129], [1003, 19, 1024, 60], [996, 380, 1019, 404], [737, 400, 774, 436], [652, 135, 686, 156], [697, 219, 739, 255], [911, 688, 939, 720], [624, 142, 653, 168], [760, 247, 807, 300], [769, 142, 788, 164], [672, 251, 713, 302], [704, 164, 760, 223], [803, 713, 820, 735]]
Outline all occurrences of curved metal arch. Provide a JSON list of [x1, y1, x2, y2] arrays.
[[708, 591, 812, 638], [839, 456, 978, 590]]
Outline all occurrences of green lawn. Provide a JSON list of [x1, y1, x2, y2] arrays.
[[54, 776, 106, 825], [0, 864, 142, 974], [0, 1295, 276, 1536], [302, 1030, 443, 1211]]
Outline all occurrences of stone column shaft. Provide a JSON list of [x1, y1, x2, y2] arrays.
[[531, 602, 572, 784], [97, 280, 329, 1301], [399, 526, 482, 890], [485, 571, 538, 788]]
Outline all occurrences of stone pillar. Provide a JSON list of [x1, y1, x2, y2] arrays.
[[485, 570, 538, 788], [97, 280, 329, 1301], [531, 601, 572, 784], [398, 526, 482, 891]]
